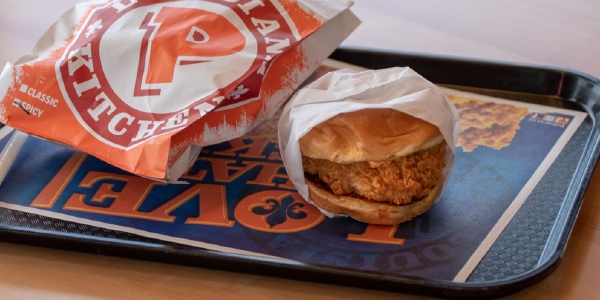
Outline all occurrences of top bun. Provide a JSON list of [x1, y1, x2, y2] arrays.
[[299, 108, 443, 163]]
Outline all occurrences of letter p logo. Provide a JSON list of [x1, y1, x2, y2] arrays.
[[135, 6, 246, 96]]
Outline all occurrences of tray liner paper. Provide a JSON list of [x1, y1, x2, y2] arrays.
[[0, 0, 360, 182], [0, 64, 588, 282]]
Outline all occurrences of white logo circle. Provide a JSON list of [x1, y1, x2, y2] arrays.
[[99, 1, 258, 114]]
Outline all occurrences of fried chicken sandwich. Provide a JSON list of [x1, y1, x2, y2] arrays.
[[299, 108, 446, 225]]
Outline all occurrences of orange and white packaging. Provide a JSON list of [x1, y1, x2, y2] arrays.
[[278, 67, 461, 217], [0, 0, 360, 182]]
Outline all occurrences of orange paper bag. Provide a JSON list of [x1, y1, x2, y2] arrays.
[[0, 0, 360, 182]]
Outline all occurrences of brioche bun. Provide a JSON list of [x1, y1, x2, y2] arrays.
[[306, 176, 441, 225], [299, 108, 444, 163]]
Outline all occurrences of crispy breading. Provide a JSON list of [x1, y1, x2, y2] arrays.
[[302, 141, 446, 205]]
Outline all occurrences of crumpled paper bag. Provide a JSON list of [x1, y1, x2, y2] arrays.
[[0, 0, 360, 182]]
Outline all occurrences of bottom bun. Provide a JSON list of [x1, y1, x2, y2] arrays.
[[306, 177, 441, 225]]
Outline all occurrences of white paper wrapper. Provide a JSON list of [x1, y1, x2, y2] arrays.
[[278, 67, 460, 218]]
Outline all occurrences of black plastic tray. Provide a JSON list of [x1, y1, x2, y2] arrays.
[[1, 47, 599, 299]]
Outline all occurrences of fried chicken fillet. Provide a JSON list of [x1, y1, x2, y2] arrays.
[[299, 108, 446, 225]]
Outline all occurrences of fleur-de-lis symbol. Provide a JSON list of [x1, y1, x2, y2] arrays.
[[86, 20, 103, 38], [226, 85, 249, 100], [252, 196, 308, 228]]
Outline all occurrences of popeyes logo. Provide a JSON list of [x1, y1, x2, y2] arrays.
[[56, 0, 299, 149]]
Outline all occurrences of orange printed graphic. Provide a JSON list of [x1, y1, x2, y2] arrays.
[[278, 0, 325, 37], [202, 157, 262, 183], [180, 166, 208, 181], [183, 184, 235, 227], [145, 7, 246, 85], [202, 156, 293, 188], [246, 161, 295, 189], [63, 171, 173, 221], [235, 190, 324, 233], [31, 152, 87, 208], [267, 149, 283, 161], [347, 224, 405, 245], [89, 183, 120, 203]]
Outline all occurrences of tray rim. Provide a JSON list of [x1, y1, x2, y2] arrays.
[[1, 47, 599, 299]]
